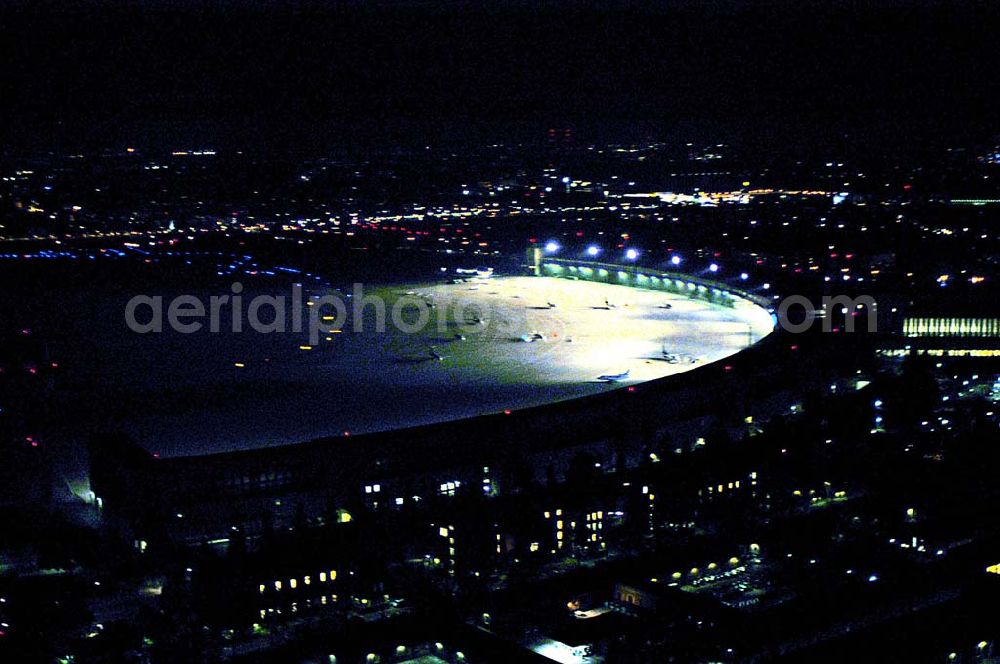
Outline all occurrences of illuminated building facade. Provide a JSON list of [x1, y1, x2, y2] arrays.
[[881, 314, 1000, 359]]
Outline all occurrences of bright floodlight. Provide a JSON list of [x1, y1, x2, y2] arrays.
[[544, 241, 560, 254], [586, 245, 600, 257], [625, 248, 639, 260], [740, 272, 749, 281], [670, 255, 682, 266], [709, 263, 719, 273]]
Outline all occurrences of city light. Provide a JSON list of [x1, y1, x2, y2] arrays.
[[586, 245, 601, 257], [670, 255, 682, 266], [709, 263, 719, 272], [625, 248, 639, 260], [545, 241, 560, 254]]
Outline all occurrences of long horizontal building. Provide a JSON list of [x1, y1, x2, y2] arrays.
[[89, 262, 796, 551], [882, 310, 1000, 359]]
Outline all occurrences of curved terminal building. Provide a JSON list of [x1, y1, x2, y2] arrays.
[[90, 255, 777, 546]]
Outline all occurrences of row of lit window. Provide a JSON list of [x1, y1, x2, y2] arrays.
[[903, 318, 1000, 338], [260, 570, 337, 593], [220, 470, 291, 494], [258, 594, 338, 618], [881, 348, 1000, 357]]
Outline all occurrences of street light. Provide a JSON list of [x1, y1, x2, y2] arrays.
[[625, 248, 639, 261], [709, 263, 719, 273], [545, 241, 560, 254], [586, 245, 600, 257], [670, 255, 682, 266]]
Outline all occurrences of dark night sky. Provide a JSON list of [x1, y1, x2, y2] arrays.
[[2, 1, 999, 154]]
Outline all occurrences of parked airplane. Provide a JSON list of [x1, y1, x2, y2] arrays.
[[597, 369, 630, 382]]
